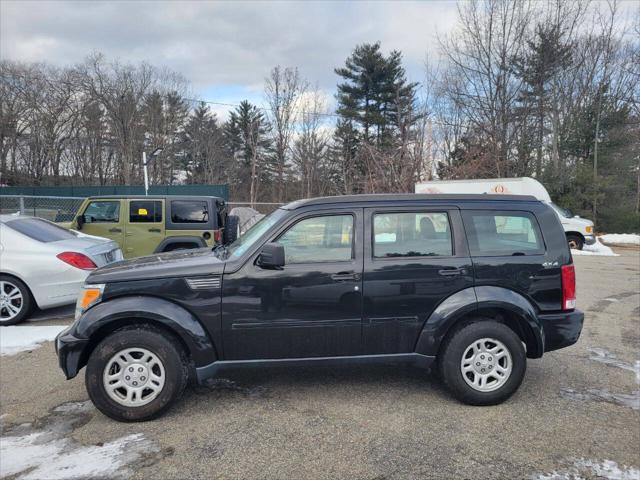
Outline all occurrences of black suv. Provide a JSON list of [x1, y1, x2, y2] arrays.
[[56, 194, 584, 421]]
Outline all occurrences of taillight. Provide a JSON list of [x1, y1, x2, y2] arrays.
[[213, 229, 221, 243], [57, 252, 97, 270], [561, 264, 576, 310]]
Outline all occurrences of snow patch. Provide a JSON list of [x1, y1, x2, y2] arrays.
[[599, 233, 640, 246], [572, 238, 619, 256], [0, 401, 159, 479], [534, 458, 640, 480], [560, 387, 640, 410], [0, 325, 67, 356], [588, 348, 640, 383]]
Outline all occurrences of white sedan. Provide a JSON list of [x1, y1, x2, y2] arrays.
[[0, 215, 123, 325]]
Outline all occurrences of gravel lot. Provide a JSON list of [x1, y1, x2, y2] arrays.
[[1, 250, 639, 479]]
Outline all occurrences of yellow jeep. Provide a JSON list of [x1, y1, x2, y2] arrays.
[[63, 195, 238, 258]]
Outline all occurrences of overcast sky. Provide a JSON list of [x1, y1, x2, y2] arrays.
[[1, 0, 458, 109]]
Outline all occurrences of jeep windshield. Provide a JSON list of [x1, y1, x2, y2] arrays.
[[224, 208, 287, 259]]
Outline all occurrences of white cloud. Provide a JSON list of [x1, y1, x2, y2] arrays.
[[0, 0, 458, 99]]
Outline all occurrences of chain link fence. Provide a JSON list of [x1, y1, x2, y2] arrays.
[[0, 195, 85, 222], [0, 195, 285, 222]]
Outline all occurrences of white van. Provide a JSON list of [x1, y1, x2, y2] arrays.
[[415, 177, 595, 250]]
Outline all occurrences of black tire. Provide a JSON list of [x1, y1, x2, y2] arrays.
[[439, 321, 526, 406], [223, 214, 240, 244], [566, 234, 584, 250], [0, 274, 32, 326], [85, 327, 188, 422]]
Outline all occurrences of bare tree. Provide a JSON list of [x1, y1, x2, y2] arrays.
[[264, 66, 307, 202]]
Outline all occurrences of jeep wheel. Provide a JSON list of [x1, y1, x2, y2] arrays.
[[567, 234, 584, 250], [85, 327, 188, 422], [0, 275, 32, 326], [439, 321, 526, 406]]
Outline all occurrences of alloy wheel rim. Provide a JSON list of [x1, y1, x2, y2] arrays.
[[103, 347, 166, 407], [460, 337, 512, 392], [0, 281, 23, 322]]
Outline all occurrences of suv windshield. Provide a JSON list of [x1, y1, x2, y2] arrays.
[[550, 202, 573, 218], [225, 209, 287, 259]]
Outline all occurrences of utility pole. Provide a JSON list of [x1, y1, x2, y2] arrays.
[[143, 148, 163, 196]]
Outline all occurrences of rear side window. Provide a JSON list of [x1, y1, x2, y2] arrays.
[[129, 201, 162, 223], [171, 200, 209, 224], [5, 218, 77, 243], [463, 211, 544, 256], [373, 212, 452, 258]]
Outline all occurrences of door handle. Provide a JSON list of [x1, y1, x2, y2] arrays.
[[331, 272, 359, 282], [438, 268, 466, 277], [108, 228, 122, 233], [148, 228, 161, 233]]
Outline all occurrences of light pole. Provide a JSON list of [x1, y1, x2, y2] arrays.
[[143, 148, 163, 196]]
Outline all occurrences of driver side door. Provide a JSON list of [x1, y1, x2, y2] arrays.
[[221, 209, 364, 360], [78, 200, 124, 247]]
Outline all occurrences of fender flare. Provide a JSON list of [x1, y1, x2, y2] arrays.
[[154, 236, 207, 253], [414, 286, 544, 358], [72, 295, 217, 368]]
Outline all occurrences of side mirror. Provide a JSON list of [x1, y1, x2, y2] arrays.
[[257, 242, 285, 269], [76, 214, 85, 230]]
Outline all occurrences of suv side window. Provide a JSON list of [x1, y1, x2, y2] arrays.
[[171, 200, 209, 223], [129, 200, 162, 223], [278, 214, 353, 264], [83, 201, 120, 223], [373, 211, 452, 258], [463, 210, 544, 256]]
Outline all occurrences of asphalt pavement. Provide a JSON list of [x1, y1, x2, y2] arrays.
[[1, 249, 638, 479]]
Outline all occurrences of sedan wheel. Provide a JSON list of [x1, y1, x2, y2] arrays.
[[0, 277, 31, 326]]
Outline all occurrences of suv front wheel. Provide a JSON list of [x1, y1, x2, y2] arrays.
[[85, 327, 188, 422], [439, 321, 526, 406]]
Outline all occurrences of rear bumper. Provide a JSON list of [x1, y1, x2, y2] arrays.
[[55, 327, 89, 379], [539, 309, 584, 353]]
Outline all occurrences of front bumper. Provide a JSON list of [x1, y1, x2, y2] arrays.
[[584, 234, 596, 245], [539, 309, 584, 353], [55, 326, 89, 379]]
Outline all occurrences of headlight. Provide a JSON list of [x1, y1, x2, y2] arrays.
[[585, 225, 593, 234], [75, 284, 105, 320]]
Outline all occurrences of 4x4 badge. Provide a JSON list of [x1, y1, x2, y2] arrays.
[[542, 261, 559, 268]]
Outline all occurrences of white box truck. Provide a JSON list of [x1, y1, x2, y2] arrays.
[[415, 177, 595, 250]]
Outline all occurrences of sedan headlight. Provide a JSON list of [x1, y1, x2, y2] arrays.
[[75, 284, 105, 320]]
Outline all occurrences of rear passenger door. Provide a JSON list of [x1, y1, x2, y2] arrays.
[[124, 199, 165, 258], [362, 207, 474, 354]]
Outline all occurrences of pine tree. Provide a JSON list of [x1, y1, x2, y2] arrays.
[[223, 100, 272, 204]]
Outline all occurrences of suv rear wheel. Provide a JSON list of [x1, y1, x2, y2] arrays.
[[85, 327, 188, 422], [439, 321, 526, 406]]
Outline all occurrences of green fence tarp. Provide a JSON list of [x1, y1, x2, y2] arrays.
[[0, 184, 229, 200]]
